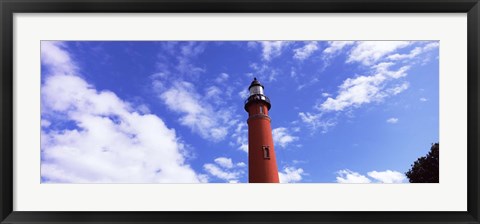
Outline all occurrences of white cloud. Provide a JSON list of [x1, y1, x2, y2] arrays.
[[259, 41, 290, 61], [136, 104, 151, 114], [272, 127, 299, 148], [247, 41, 258, 49], [316, 42, 422, 114], [323, 41, 355, 55], [321, 41, 356, 70], [239, 144, 248, 153], [236, 162, 246, 167], [386, 117, 399, 124], [374, 62, 409, 79], [387, 82, 410, 95], [231, 123, 248, 153], [41, 42, 202, 183], [423, 42, 439, 51], [41, 41, 78, 75], [298, 112, 336, 133], [298, 112, 319, 126], [159, 42, 206, 78], [320, 75, 385, 111], [214, 157, 234, 169], [336, 169, 406, 183], [278, 166, 304, 183], [320, 75, 384, 111], [180, 41, 206, 57], [292, 160, 306, 165], [367, 170, 406, 183], [205, 86, 222, 100], [204, 157, 247, 183], [318, 63, 410, 112], [336, 169, 371, 183], [159, 81, 234, 142], [297, 78, 319, 91], [290, 67, 297, 78], [176, 57, 205, 77], [297, 42, 428, 132], [420, 97, 428, 102], [293, 41, 319, 60], [197, 174, 209, 183], [387, 41, 439, 61], [203, 163, 240, 181], [238, 89, 250, 99], [154, 42, 239, 142], [347, 41, 411, 65], [249, 63, 279, 82], [41, 119, 51, 127], [387, 47, 422, 61], [215, 73, 229, 83]]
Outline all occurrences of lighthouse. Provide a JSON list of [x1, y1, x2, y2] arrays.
[[244, 78, 280, 183]]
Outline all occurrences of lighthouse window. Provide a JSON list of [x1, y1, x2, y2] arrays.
[[259, 106, 263, 114], [262, 146, 270, 159]]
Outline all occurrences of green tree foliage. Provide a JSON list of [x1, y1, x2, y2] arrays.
[[405, 143, 439, 183]]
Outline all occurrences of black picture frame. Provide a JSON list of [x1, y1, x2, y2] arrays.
[[1, 0, 479, 223]]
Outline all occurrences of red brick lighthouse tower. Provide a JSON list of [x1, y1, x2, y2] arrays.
[[244, 78, 280, 183]]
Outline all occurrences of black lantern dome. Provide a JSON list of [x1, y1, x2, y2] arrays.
[[244, 78, 271, 112]]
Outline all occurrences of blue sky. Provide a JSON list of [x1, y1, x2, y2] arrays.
[[40, 41, 439, 183]]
